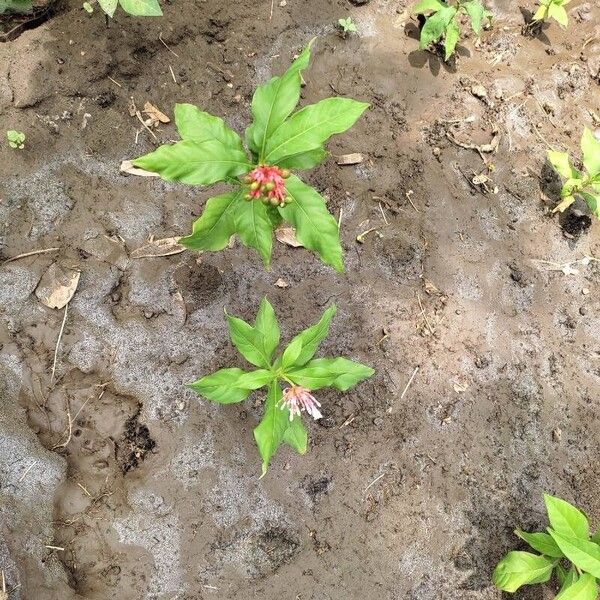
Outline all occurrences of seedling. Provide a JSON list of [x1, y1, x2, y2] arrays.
[[6, 130, 25, 149], [133, 39, 369, 272], [94, 0, 162, 18], [532, 0, 571, 27], [338, 16, 357, 37], [493, 494, 600, 597], [413, 0, 492, 61], [548, 128, 600, 218], [188, 298, 374, 476]]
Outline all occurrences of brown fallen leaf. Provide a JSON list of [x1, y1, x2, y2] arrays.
[[130, 237, 186, 259], [35, 263, 80, 309], [275, 226, 302, 248], [143, 101, 170, 126], [120, 160, 160, 177], [274, 278, 289, 288], [336, 153, 364, 165]]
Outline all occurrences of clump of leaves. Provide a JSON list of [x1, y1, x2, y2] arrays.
[[188, 298, 374, 476], [548, 128, 600, 218], [532, 0, 570, 27], [133, 39, 369, 272], [413, 0, 492, 61], [338, 16, 357, 37], [493, 494, 600, 597], [0, 0, 32, 14], [6, 130, 25, 149], [95, 0, 162, 18]]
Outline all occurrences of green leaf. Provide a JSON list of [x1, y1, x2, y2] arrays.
[[420, 6, 458, 49], [532, 5, 548, 20], [253, 383, 289, 476], [246, 39, 315, 159], [188, 368, 252, 404], [283, 414, 308, 454], [226, 314, 272, 369], [581, 192, 600, 218], [264, 97, 369, 165], [556, 564, 570, 587], [544, 494, 589, 540], [0, 0, 32, 14], [133, 139, 251, 185], [255, 298, 280, 362], [179, 190, 242, 251], [581, 128, 600, 178], [514, 529, 564, 558], [556, 572, 597, 599], [235, 369, 276, 390], [549, 530, 600, 578], [287, 357, 374, 391], [548, 2, 568, 26], [283, 304, 337, 368], [492, 551, 555, 593], [118, 0, 161, 15], [174, 104, 244, 153], [462, 0, 490, 35], [444, 19, 460, 60], [281, 337, 304, 370], [279, 176, 343, 272], [276, 147, 328, 170], [412, 0, 445, 13], [97, 0, 117, 16], [234, 199, 273, 267]]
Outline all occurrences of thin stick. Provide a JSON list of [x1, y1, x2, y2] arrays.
[[378, 202, 389, 225], [364, 472, 385, 493], [135, 111, 158, 141], [18, 461, 37, 483], [107, 76, 122, 88], [51, 303, 69, 385], [417, 294, 435, 336], [338, 208, 343, 229], [2, 247, 59, 265], [45, 546, 65, 551], [400, 366, 419, 400], [159, 32, 179, 57], [270, 0, 274, 19], [169, 65, 177, 84], [405, 190, 420, 213]]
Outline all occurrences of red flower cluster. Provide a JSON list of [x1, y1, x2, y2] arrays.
[[243, 165, 292, 207]]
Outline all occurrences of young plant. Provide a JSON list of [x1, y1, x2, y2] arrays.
[[132, 39, 369, 272], [413, 0, 492, 61], [6, 130, 25, 149], [338, 16, 358, 37], [548, 128, 600, 218], [493, 494, 600, 597], [94, 0, 162, 18], [188, 298, 374, 476], [532, 0, 570, 27]]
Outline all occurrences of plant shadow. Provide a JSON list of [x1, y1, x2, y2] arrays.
[[519, 6, 552, 45]]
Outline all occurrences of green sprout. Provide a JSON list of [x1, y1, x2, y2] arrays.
[[494, 494, 600, 597], [338, 16, 358, 37], [6, 130, 25, 150], [413, 0, 492, 61], [547, 128, 600, 219], [532, 0, 571, 27]]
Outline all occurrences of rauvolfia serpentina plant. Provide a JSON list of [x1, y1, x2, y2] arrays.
[[188, 298, 374, 476], [132, 39, 369, 272]]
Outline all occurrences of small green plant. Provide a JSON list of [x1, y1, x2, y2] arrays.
[[0, 0, 32, 14], [338, 16, 357, 37], [92, 0, 162, 18], [548, 128, 600, 218], [532, 0, 571, 27], [413, 0, 492, 61], [6, 130, 25, 149], [493, 494, 600, 597], [188, 298, 374, 476], [133, 39, 369, 272]]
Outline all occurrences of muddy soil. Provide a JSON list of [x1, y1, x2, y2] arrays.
[[0, 0, 599, 598]]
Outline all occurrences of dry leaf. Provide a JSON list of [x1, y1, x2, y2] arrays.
[[423, 279, 442, 296], [274, 278, 289, 288], [120, 160, 160, 177], [143, 102, 170, 126], [130, 237, 186, 259], [275, 226, 303, 248], [336, 153, 364, 165], [35, 263, 80, 309]]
